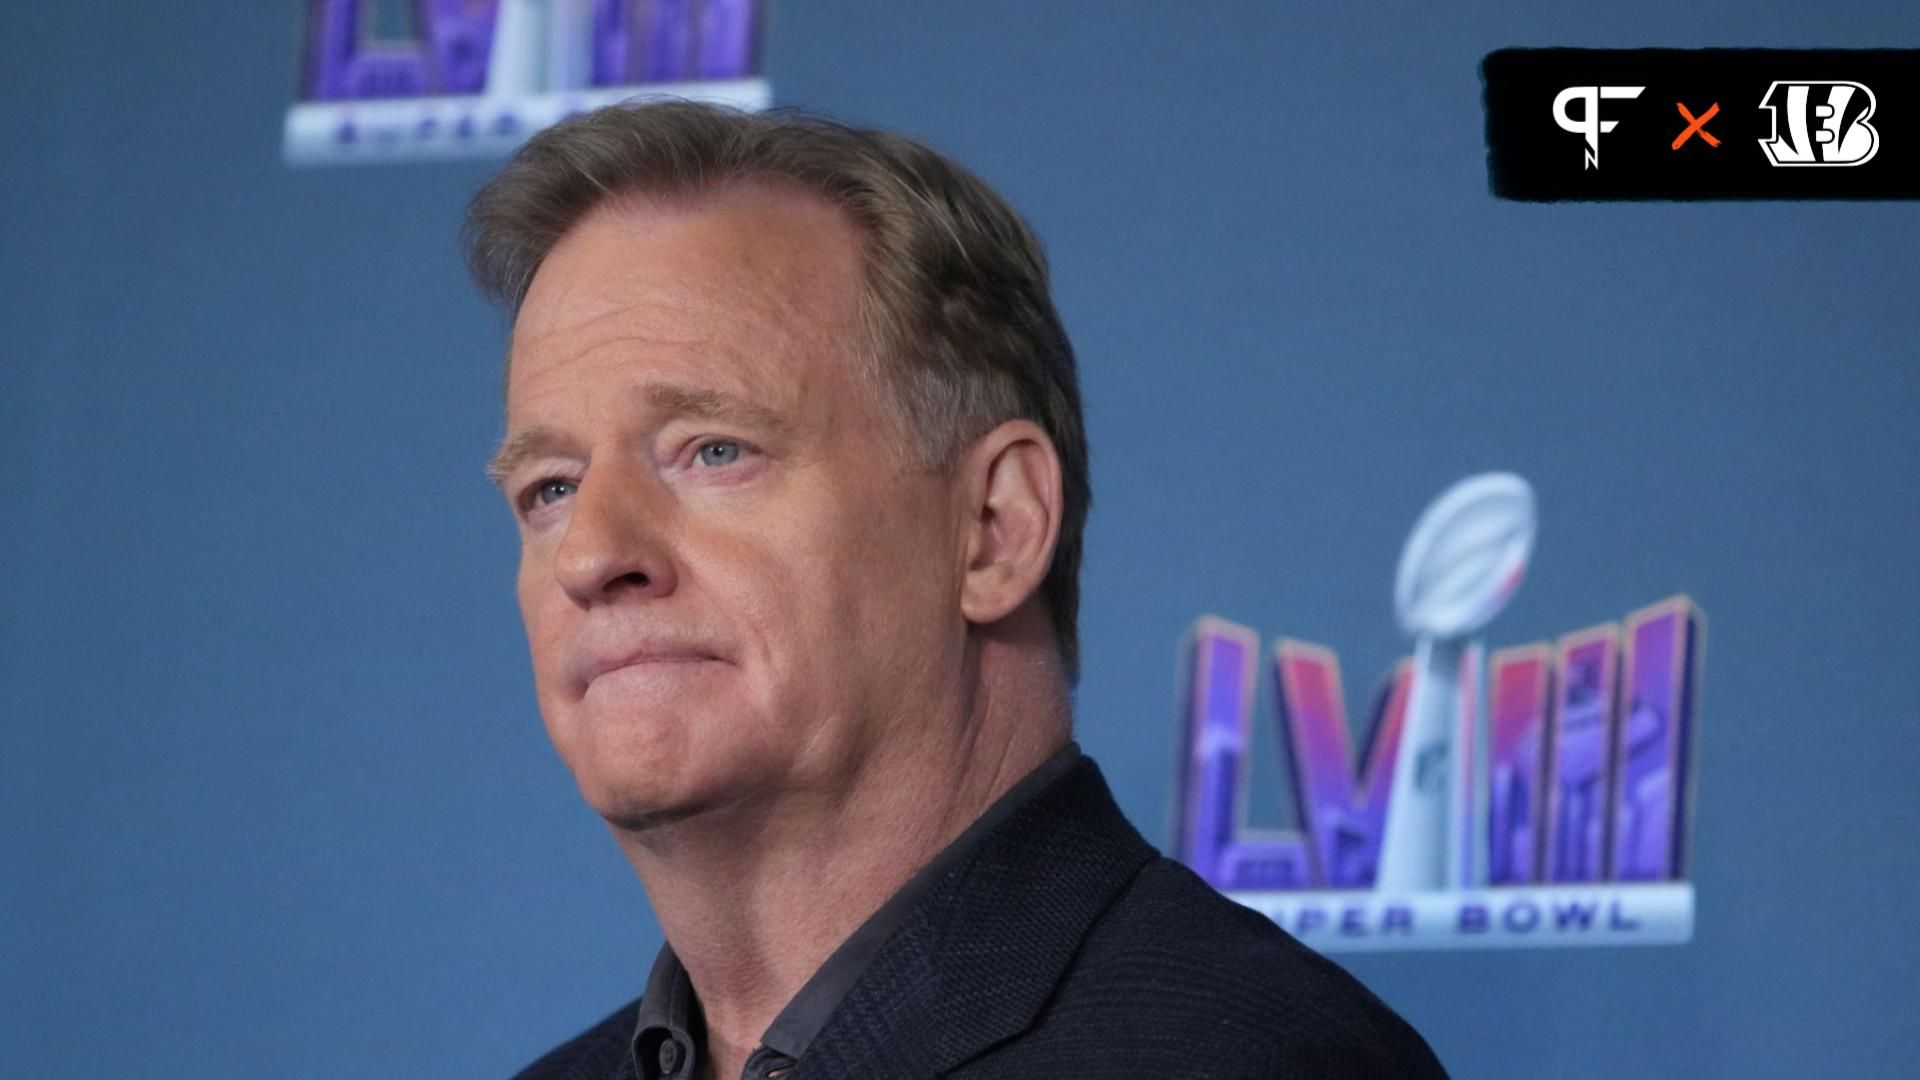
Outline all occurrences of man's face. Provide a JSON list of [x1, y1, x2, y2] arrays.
[[496, 183, 964, 830]]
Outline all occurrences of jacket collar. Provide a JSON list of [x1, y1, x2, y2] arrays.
[[793, 753, 1157, 1079]]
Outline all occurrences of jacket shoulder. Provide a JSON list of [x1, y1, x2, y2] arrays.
[[1012, 856, 1449, 1078], [512, 995, 640, 1080]]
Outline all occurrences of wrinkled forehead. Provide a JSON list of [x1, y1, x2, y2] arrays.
[[505, 182, 871, 407]]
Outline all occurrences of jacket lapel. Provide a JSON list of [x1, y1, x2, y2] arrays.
[[794, 757, 1156, 1079]]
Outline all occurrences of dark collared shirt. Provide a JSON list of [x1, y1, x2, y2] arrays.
[[629, 741, 1085, 1080]]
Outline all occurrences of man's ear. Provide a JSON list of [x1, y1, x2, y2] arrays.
[[957, 420, 1064, 627]]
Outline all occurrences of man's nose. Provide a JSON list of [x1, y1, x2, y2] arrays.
[[551, 463, 679, 605]]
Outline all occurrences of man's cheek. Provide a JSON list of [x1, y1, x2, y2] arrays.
[[520, 597, 571, 699], [515, 554, 546, 627]]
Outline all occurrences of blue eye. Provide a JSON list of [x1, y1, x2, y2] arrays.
[[697, 440, 742, 467], [532, 478, 576, 507]]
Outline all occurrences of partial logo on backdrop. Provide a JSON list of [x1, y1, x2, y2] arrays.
[[1482, 48, 1920, 198], [1173, 474, 1706, 952], [285, 1, 769, 166]]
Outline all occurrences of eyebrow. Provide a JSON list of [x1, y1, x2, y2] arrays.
[[485, 382, 789, 489]]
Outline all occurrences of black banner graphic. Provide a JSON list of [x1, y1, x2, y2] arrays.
[[1483, 49, 1920, 200]]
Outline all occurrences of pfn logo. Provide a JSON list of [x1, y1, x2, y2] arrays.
[[1552, 85, 1645, 169], [1759, 81, 1880, 166]]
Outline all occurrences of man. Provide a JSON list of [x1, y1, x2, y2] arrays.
[[469, 101, 1448, 1080]]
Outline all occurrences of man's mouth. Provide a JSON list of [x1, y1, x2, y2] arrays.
[[578, 644, 727, 690]]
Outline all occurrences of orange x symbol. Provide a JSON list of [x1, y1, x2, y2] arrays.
[[1672, 102, 1721, 149]]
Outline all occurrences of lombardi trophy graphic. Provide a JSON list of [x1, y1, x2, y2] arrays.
[[1376, 473, 1536, 891]]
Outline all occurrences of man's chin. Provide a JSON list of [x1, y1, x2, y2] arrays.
[[573, 764, 749, 834], [547, 699, 778, 832], [594, 800, 706, 835], [578, 766, 787, 839], [568, 774, 698, 831]]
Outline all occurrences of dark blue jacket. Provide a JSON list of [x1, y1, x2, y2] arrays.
[[516, 755, 1450, 1079]]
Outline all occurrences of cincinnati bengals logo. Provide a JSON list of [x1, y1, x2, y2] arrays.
[[1758, 81, 1880, 166]]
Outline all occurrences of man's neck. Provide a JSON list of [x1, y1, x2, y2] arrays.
[[610, 646, 1072, 1080]]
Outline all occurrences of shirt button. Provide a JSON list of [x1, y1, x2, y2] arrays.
[[658, 1038, 684, 1075]]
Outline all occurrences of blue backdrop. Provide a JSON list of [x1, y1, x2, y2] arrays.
[[4, 3, 1917, 1076]]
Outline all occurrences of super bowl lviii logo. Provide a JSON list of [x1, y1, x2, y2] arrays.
[[1174, 474, 1704, 951], [286, 0, 769, 165]]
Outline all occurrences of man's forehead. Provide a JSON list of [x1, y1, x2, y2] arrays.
[[500, 185, 873, 425], [513, 185, 863, 342]]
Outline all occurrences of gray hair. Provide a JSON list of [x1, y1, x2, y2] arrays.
[[462, 101, 1091, 683]]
